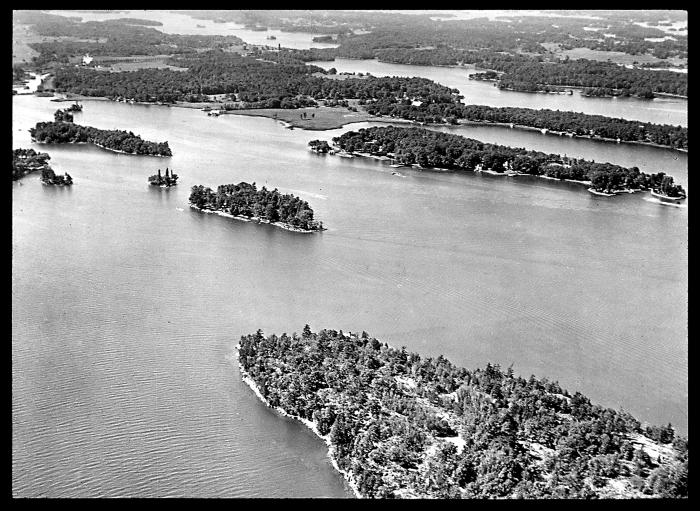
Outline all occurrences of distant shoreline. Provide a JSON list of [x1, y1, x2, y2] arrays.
[[46, 94, 686, 150]]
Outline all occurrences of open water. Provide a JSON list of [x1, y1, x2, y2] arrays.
[[12, 63, 687, 497]]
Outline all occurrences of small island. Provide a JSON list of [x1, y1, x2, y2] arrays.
[[148, 167, 178, 187], [238, 327, 688, 499], [13, 148, 52, 180], [308, 139, 332, 153], [189, 182, 325, 233], [40, 168, 73, 186], [54, 108, 74, 123], [29, 122, 173, 157], [327, 126, 686, 198]]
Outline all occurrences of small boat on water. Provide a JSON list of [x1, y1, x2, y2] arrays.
[[338, 153, 353, 158], [650, 189, 686, 204]]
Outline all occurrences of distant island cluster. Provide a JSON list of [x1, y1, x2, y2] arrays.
[[238, 327, 688, 499]]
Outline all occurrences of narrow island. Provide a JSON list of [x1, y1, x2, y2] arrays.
[[189, 182, 325, 233], [13, 148, 52, 180], [238, 327, 688, 499], [29, 122, 173, 157], [40, 168, 73, 186], [148, 167, 179, 187], [323, 126, 686, 198]]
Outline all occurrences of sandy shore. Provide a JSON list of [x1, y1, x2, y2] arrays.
[[235, 350, 363, 498], [189, 204, 323, 233]]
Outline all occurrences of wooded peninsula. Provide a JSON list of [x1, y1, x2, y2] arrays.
[[238, 327, 687, 498], [329, 126, 686, 197], [189, 182, 324, 232], [29, 121, 172, 157]]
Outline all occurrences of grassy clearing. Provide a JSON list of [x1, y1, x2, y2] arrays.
[[224, 106, 378, 130]]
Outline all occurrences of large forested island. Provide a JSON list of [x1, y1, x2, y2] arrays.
[[330, 126, 686, 197], [189, 182, 324, 232], [12, 148, 52, 180], [238, 328, 688, 499], [29, 121, 172, 156]]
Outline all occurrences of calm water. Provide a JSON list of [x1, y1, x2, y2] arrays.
[[308, 59, 688, 127], [13, 94, 687, 497]]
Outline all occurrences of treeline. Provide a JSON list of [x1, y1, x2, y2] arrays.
[[52, 51, 460, 107], [459, 105, 687, 150], [54, 109, 74, 123], [189, 182, 323, 231], [239, 327, 688, 498], [12, 148, 52, 180], [29, 122, 172, 157], [331, 126, 685, 196]]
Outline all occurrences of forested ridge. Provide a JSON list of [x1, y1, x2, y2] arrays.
[[331, 126, 685, 196], [239, 328, 688, 498], [189, 182, 323, 232], [29, 122, 172, 157]]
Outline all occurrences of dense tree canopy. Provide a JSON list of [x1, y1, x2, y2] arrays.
[[29, 122, 172, 157], [239, 327, 688, 498], [12, 148, 52, 180], [189, 182, 323, 231]]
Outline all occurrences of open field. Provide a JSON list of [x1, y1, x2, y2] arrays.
[[223, 105, 379, 130]]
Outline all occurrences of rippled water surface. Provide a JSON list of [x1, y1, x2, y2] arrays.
[[13, 94, 687, 497]]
